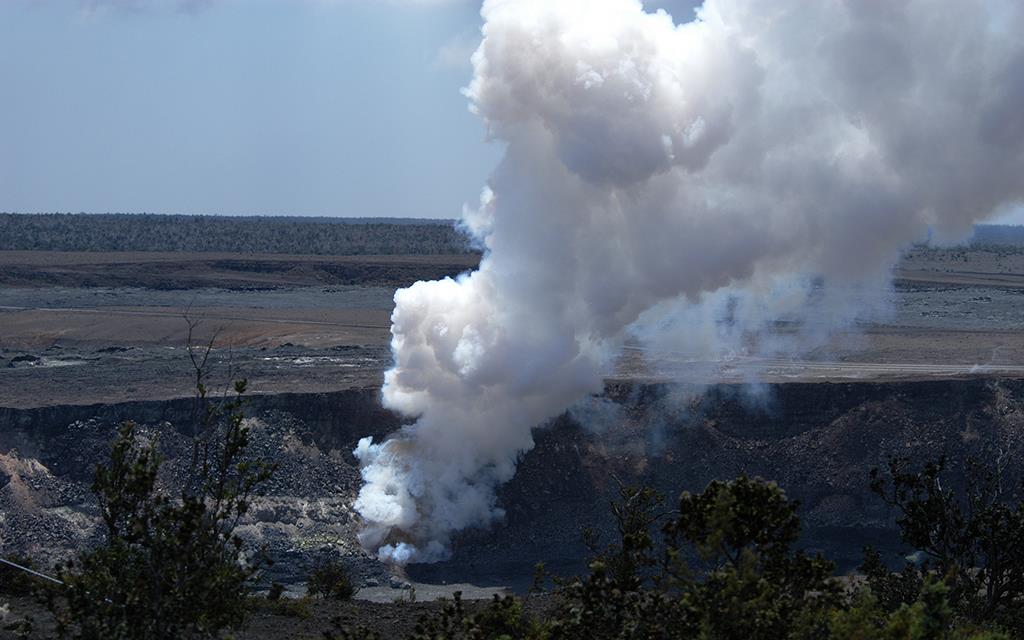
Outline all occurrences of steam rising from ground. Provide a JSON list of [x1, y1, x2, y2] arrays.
[[355, 0, 1024, 564]]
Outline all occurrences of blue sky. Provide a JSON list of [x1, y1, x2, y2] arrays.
[[0, 0, 496, 217], [0, 0, 703, 218], [1, 0, 507, 217], [11, 1, 1017, 225]]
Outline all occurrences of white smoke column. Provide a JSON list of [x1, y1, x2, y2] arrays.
[[355, 0, 1024, 564]]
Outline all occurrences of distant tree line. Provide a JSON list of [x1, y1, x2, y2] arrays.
[[0, 213, 474, 255], [4, 214, 1020, 256]]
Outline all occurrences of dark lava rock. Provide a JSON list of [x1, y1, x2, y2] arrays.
[[7, 355, 40, 368], [4, 378, 1024, 591]]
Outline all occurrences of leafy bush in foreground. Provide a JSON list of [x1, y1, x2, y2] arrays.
[[390, 470, 1017, 640], [307, 560, 356, 601], [0, 556, 43, 598], [867, 456, 1024, 635], [44, 380, 274, 640]]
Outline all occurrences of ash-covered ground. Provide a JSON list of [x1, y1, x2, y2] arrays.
[[0, 252, 479, 408], [3, 248, 1024, 408], [2, 247, 1024, 605]]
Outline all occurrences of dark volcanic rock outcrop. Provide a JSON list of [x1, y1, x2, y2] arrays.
[[3, 378, 1024, 590], [412, 378, 1024, 587], [0, 389, 403, 588]]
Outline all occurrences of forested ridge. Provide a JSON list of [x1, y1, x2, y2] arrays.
[[5, 213, 1022, 256], [0, 213, 473, 255]]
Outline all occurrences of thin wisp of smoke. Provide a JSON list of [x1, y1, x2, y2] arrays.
[[355, 0, 1024, 565]]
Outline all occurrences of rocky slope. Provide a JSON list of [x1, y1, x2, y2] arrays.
[[412, 377, 1024, 586], [0, 390, 403, 589], [3, 378, 1024, 591]]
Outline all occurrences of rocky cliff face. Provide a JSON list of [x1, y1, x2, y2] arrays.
[[0, 389, 403, 588], [3, 378, 1023, 590], [412, 378, 1024, 587]]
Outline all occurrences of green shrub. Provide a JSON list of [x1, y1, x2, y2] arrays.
[[543, 476, 839, 640], [405, 472, 1015, 640], [869, 456, 1024, 634], [307, 560, 355, 601], [248, 595, 313, 620], [44, 379, 275, 640], [408, 592, 539, 640], [0, 556, 43, 597]]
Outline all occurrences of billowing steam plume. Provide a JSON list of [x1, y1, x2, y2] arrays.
[[355, 0, 1024, 565]]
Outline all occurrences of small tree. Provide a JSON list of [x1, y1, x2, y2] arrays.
[[541, 476, 838, 640], [665, 476, 840, 640], [581, 481, 670, 589], [868, 456, 1024, 633], [547, 483, 681, 640], [408, 592, 535, 640], [46, 379, 274, 640], [398, 472, 1009, 640], [0, 556, 42, 598], [307, 560, 355, 601]]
